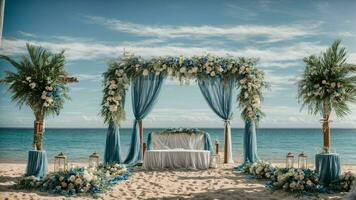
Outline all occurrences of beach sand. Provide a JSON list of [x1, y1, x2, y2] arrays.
[[0, 162, 354, 200]]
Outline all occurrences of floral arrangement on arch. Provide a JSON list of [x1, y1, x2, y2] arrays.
[[13, 163, 129, 197], [101, 54, 267, 125]]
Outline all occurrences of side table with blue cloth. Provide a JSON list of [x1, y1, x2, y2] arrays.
[[26, 150, 48, 178], [315, 153, 341, 185]]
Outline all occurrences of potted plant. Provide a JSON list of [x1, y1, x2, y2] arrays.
[[0, 43, 77, 177], [297, 40, 356, 184]]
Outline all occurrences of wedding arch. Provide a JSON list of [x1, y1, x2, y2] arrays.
[[101, 53, 267, 165]]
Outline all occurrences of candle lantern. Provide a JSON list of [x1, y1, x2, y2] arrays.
[[89, 152, 99, 168], [210, 154, 218, 168], [298, 152, 308, 169], [286, 152, 294, 168], [54, 152, 67, 172]]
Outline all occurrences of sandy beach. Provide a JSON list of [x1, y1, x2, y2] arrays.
[[0, 162, 354, 200]]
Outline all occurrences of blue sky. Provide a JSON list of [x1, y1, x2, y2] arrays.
[[0, 0, 356, 128]]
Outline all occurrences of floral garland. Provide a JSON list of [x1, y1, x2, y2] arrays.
[[240, 160, 355, 196], [160, 128, 206, 135], [101, 54, 266, 125], [13, 163, 129, 197]]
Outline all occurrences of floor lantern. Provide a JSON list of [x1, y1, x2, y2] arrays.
[[286, 152, 294, 168], [298, 152, 308, 169], [54, 152, 67, 172], [89, 152, 100, 168]]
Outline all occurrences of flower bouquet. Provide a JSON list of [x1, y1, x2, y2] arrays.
[[13, 164, 129, 197], [267, 168, 320, 196], [242, 161, 277, 179], [329, 171, 355, 192]]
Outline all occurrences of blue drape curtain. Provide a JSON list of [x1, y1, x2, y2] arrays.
[[26, 150, 48, 178], [198, 77, 235, 163], [124, 72, 165, 164], [244, 120, 259, 163], [104, 122, 122, 164]]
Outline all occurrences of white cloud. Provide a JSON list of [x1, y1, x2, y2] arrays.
[[1, 37, 327, 64], [76, 74, 102, 82], [87, 16, 320, 42]]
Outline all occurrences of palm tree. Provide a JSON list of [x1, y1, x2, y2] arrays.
[[0, 43, 77, 150], [298, 40, 356, 152]]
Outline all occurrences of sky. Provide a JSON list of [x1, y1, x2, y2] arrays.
[[0, 0, 356, 128]]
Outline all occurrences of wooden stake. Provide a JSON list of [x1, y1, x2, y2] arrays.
[[138, 120, 143, 159], [224, 122, 228, 164]]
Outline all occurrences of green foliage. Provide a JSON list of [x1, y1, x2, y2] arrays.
[[0, 44, 71, 120], [101, 54, 267, 125], [297, 40, 356, 118]]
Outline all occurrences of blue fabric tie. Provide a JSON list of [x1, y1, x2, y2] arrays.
[[124, 72, 165, 164], [26, 150, 48, 178], [104, 122, 122, 164]]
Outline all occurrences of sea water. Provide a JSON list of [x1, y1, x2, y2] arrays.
[[0, 128, 355, 164]]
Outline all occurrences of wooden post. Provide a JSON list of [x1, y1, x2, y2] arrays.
[[143, 143, 147, 158], [215, 140, 219, 155], [33, 120, 44, 150], [224, 122, 228, 163], [322, 101, 331, 152], [138, 120, 143, 160], [0, 0, 5, 45]]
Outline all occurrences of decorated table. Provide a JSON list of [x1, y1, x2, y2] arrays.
[[144, 149, 210, 170]]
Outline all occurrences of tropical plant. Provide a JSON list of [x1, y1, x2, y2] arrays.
[[297, 40, 356, 151], [0, 43, 77, 150]]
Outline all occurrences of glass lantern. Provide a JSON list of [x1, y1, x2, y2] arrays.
[[210, 154, 218, 168], [286, 152, 294, 168], [89, 152, 99, 168], [54, 152, 67, 172], [298, 152, 308, 169]]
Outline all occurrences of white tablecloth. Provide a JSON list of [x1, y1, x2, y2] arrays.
[[143, 149, 210, 170]]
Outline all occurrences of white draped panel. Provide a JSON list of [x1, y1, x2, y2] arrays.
[[151, 132, 205, 150], [144, 150, 210, 170]]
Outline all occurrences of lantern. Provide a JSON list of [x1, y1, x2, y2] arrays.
[[89, 152, 99, 168], [286, 152, 294, 168], [54, 152, 67, 172], [298, 152, 308, 169], [210, 154, 218, 168]]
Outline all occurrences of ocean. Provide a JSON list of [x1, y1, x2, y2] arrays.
[[0, 128, 355, 164]]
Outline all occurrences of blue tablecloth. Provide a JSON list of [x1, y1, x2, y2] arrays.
[[26, 150, 48, 178], [315, 153, 341, 185]]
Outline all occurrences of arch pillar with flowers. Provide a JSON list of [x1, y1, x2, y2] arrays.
[[101, 54, 266, 165]]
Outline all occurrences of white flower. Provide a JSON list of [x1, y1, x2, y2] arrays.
[[29, 82, 36, 89], [109, 105, 117, 112], [322, 80, 327, 84], [330, 82, 336, 88], [210, 71, 216, 77], [155, 71, 160, 75], [180, 67, 186, 73], [108, 90, 115, 95], [69, 175, 76, 182], [26, 76, 32, 82], [45, 86, 53, 91], [168, 68, 173, 75], [192, 67, 198, 73], [115, 95, 122, 101], [110, 80, 116, 85], [59, 176, 64, 182], [143, 69, 149, 76], [244, 92, 249, 99], [239, 79, 247, 85], [306, 180, 313, 186], [46, 97, 54, 104]]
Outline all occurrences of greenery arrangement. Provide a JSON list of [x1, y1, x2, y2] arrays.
[[101, 54, 267, 126], [0, 44, 77, 150], [160, 128, 206, 135], [13, 163, 129, 197], [297, 40, 356, 152], [240, 160, 355, 196]]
